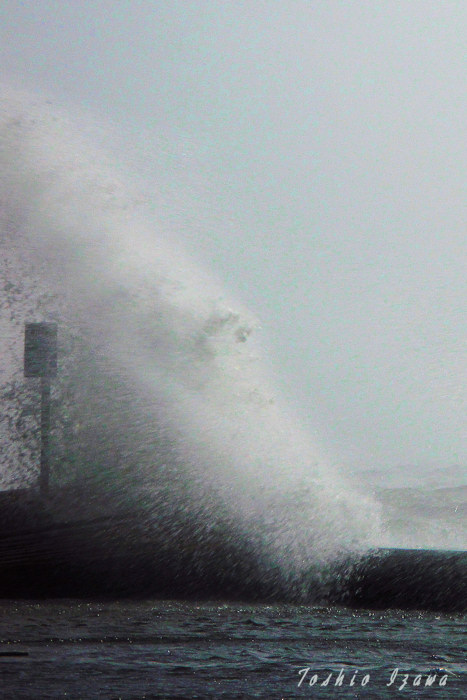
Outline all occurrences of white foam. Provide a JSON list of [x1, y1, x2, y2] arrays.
[[0, 87, 382, 571]]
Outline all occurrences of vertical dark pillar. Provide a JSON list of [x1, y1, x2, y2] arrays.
[[39, 377, 51, 496], [24, 323, 57, 497]]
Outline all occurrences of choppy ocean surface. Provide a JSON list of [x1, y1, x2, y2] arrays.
[[0, 600, 465, 699]]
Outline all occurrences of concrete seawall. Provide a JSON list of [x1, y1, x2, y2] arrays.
[[0, 488, 465, 612]]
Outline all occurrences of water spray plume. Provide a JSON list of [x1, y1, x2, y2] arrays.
[[0, 88, 382, 597]]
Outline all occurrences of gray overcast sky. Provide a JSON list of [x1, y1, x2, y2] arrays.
[[1, 1, 465, 473]]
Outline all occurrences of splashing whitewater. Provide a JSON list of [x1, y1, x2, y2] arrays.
[[0, 88, 382, 590]]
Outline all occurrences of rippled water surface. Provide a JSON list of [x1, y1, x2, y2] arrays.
[[0, 600, 464, 698]]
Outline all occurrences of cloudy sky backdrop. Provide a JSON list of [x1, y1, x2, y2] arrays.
[[1, 1, 465, 474]]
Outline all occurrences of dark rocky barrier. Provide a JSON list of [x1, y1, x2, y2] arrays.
[[330, 547, 466, 613], [0, 489, 465, 612]]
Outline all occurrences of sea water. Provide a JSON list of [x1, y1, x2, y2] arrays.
[[0, 600, 464, 699], [0, 89, 465, 698]]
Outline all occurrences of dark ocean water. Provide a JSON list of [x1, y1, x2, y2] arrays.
[[0, 600, 464, 699]]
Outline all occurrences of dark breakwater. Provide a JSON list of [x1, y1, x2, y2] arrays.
[[0, 488, 464, 613]]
